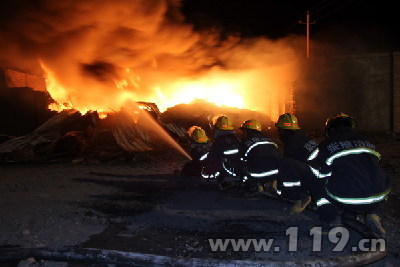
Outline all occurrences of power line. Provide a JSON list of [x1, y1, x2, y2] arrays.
[[313, 0, 359, 22], [285, 0, 339, 35], [309, 0, 338, 14], [284, 0, 360, 36]]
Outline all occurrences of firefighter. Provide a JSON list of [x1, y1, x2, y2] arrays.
[[275, 113, 318, 162], [239, 119, 281, 195], [181, 126, 212, 177], [274, 113, 318, 212], [201, 115, 241, 190], [308, 113, 391, 237]]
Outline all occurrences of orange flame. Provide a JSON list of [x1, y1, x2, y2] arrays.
[[41, 58, 295, 122]]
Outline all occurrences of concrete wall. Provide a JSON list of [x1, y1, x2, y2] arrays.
[[337, 53, 392, 132], [0, 68, 46, 92], [393, 52, 400, 133], [0, 68, 52, 136], [296, 52, 397, 134]]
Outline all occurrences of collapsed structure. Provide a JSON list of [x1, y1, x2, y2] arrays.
[[0, 68, 275, 163]]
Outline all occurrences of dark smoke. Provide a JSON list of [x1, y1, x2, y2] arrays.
[[0, 0, 196, 76], [0, 0, 304, 116], [81, 62, 118, 82]]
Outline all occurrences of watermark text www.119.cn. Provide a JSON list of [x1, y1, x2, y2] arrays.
[[208, 227, 385, 252]]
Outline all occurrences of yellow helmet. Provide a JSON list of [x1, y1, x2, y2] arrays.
[[240, 119, 262, 131], [189, 126, 209, 143], [275, 113, 300, 130], [325, 112, 356, 137], [214, 115, 234, 130]]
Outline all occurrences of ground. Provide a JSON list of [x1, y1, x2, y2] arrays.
[[0, 133, 399, 266]]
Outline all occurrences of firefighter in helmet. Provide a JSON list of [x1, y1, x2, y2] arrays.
[[275, 113, 318, 162], [181, 126, 212, 177], [201, 115, 241, 190], [238, 119, 281, 195], [274, 113, 318, 212], [308, 113, 391, 237]]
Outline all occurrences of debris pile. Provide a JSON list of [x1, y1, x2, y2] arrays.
[[0, 102, 189, 163], [0, 100, 275, 163], [161, 99, 274, 137]]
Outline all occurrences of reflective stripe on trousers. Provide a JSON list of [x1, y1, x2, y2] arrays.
[[249, 169, 278, 178], [326, 188, 390, 205]]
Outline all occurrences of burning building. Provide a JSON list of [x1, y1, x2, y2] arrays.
[[0, 0, 298, 134], [1, 0, 398, 143]]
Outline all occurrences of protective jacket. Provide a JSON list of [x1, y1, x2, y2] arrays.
[[280, 130, 318, 163], [191, 142, 212, 162], [239, 131, 281, 181], [201, 130, 240, 178], [308, 127, 391, 210], [181, 141, 212, 177], [276, 130, 318, 198]]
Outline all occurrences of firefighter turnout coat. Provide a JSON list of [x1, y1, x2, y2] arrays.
[[239, 131, 281, 182], [308, 127, 391, 213], [181, 141, 212, 177], [277, 130, 319, 200], [201, 130, 240, 179], [281, 130, 318, 162]]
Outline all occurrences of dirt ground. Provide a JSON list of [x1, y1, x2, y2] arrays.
[[0, 133, 399, 266]]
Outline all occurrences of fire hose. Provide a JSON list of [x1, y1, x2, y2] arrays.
[[0, 246, 387, 266]]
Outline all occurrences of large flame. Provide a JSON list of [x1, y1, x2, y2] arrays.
[[1, 0, 302, 120], [42, 61, 296, 121], [150, 73, 246, 111]]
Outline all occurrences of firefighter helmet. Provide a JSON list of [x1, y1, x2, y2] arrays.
[[214, 115, 234, 130], [325, 112, 356, 137], [240, 119, 262, 131], [188, 126, 209, 143], [275, 113, 300, 130]]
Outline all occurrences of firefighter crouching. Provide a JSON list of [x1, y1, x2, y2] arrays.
[[275, 113, 319, 162], [274, 113, 318, 213], [238, 119, 281, 195], [181, 126, 212, 177], [201, 115, 241, 190], [307, 113, 391, 237]]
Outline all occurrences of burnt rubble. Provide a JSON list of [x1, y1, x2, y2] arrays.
[[0, 100, 275, 164], [161, 99, 274, 137], [0, 103, 189, 163]]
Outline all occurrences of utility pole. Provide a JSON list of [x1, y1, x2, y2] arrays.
[[299, 11, 315, 59]]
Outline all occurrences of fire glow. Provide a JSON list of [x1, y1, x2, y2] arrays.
[[29, 0, 302, 122], [42, 62, 294, 121], [41, 63, 249, 114], [149, 72, 246, 112], [1, 0, 303, 160]]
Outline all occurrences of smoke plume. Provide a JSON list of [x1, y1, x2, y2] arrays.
[[0, 0, 304, 118]]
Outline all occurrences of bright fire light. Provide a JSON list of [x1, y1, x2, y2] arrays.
[[41, 63, 252, 115], [40, 59, 293, 122], [151, 75, 246, 112]]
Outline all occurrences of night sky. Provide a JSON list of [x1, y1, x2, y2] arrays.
[[182, 0, 399, 52]]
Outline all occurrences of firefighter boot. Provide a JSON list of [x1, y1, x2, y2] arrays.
[[366, 213, 386, 238], [290, 195, 312, 213], [218, 181, 237, 191], [244, 183, 264, 197], [271, 179, 278, 191]]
